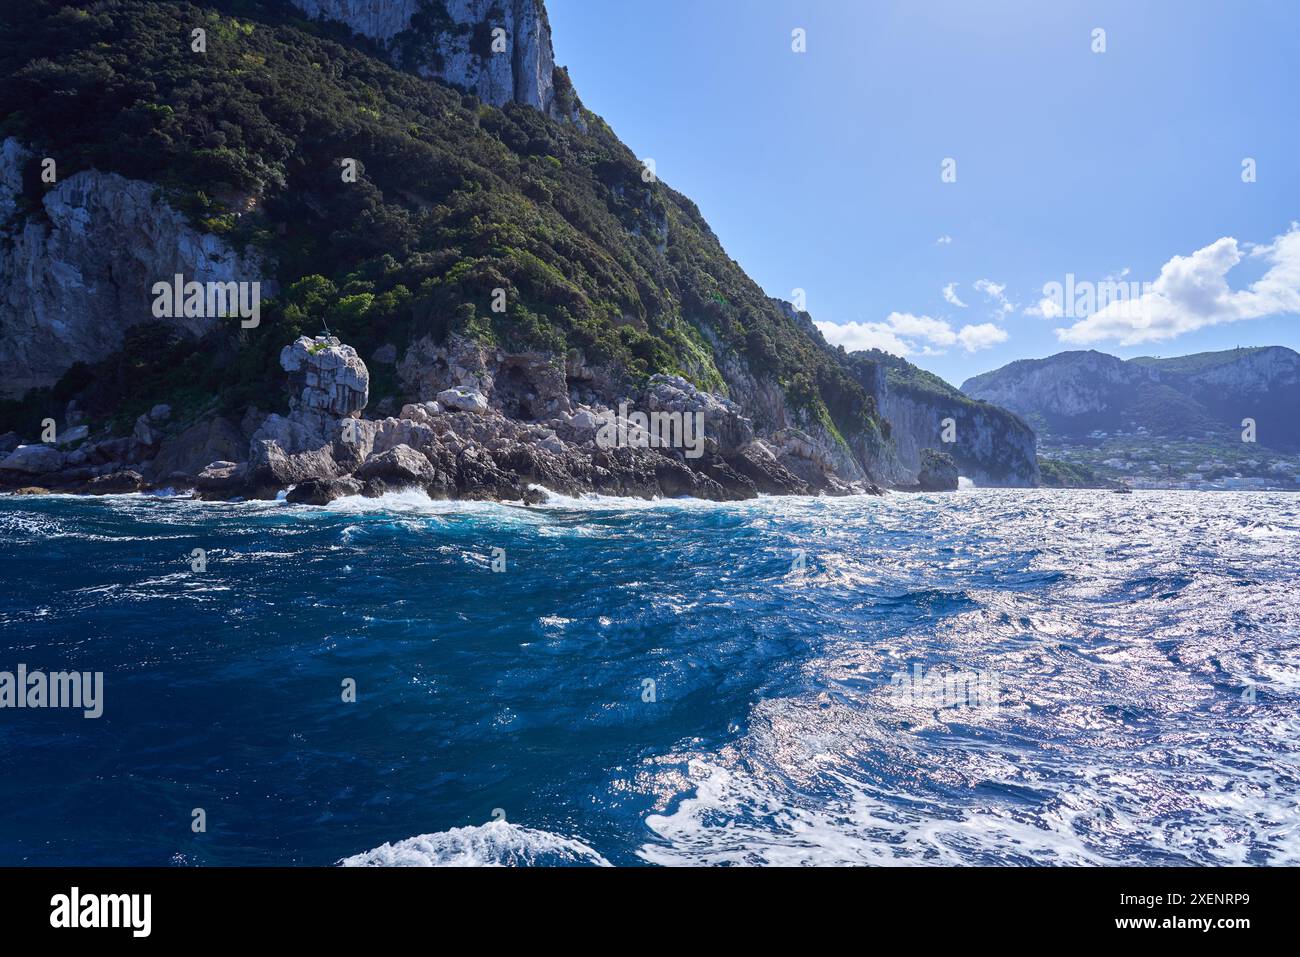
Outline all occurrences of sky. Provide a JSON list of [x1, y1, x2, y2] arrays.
[[546, 0, 1300, 386]]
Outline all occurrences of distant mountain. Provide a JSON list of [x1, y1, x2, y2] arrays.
[[962, 346, 1300, 490], [962, 347, 1300, 451]]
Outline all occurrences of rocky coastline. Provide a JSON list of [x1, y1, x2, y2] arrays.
[[1, 336, 908, 505]]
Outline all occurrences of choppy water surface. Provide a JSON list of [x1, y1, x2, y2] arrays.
[[1, 488, 1297, 865]]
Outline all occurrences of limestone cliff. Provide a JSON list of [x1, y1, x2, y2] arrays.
[[845, 349, 1040, 487], [0, 137, 271, 399], [288, 0, 577, 120]]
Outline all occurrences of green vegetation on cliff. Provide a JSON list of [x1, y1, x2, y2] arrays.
[[0, 0, 878, 440]]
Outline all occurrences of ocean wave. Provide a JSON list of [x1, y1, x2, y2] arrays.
[[341, 821, 611, 867]]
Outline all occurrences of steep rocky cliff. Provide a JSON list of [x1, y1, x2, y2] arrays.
[[0, 137, 272, 398], [288, 0, 578, 120], [845, 349, 1039, 487]]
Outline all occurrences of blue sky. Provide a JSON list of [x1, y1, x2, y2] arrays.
[[547, 0, 1300, 385]]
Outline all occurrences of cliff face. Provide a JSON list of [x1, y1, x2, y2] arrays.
[[844, 350, 1040, 487], [289, 0, 573, 120], [0, 138, 271, 399], [877, 385, 1039, 487]]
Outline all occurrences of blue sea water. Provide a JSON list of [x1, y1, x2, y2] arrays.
[[0, 488, 1297, 866]]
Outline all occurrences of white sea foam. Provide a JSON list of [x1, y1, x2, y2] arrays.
[[341, 820, 611, 867]]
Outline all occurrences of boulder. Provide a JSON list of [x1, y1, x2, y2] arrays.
[[248, 410, 334, 456], [0, 444, 65, 475], [355, 444, 437, 486], [917, 448, 959, 492], [86, 470, 144, 495], [566, 408, 600, 436], [132, 410, 164, 447], [654, 454, 727, 500], [280, 335, 369, 415], [455, 444, 523, 499], [727, 443, 810, 496], [286, 476, 362, 505], [195, 460, 247, 499], [55, 424, 89, 447], [248, 440, 339, 497], [82, 437, 136, 467], [437, 386, 490, 414]]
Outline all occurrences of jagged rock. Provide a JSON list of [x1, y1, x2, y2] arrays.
[[86, 470, 145, 495], [280, 336, 369, 416], [0, 444, 65, 475], [248, 440, 339, 497], [286, 476, 362, 505], [727, 442, 810, 496], [647, 374, 755, 455], [566, 408, 600, 436], [372, 416, 437, 454], [399, 335, 492, 398], [12, 486, 50, 495], [148, 417, 245, 482], [693, 455, 759, 500], [55, 424, 89, 447], [917, 448, 959, 491], [355, 444, 437, 487], [0, 137, 28, 224], [132, 406, 172, 448], [438, 387, 490, 414], [455, 444, 523, 499], [494, 353, 570, 418], [250, 409, 335, 457], [653, 453, 728, 501], [286, 0, 578, 121], [195, 461, 246, 498]]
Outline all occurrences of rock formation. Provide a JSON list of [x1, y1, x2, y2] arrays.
[[0, 137, 272, 398], [288, 0, 578, 121]]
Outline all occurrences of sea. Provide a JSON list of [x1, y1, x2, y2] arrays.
[[1, 488, 1297, 866]]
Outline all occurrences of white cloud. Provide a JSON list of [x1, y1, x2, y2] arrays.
[[974, 278, 1015, 314], [816, 312, 1008, 357], [935, 234, 953, 245], [1024, 296, 1064, 318], [942, 282, 968, 307], [957, 322, 1010, 351], [1057, 223, 1300, 345]]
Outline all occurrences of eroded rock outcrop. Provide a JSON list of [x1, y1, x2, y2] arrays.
[[288, 0, 578, 121], [281, 336, 370, 416]]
